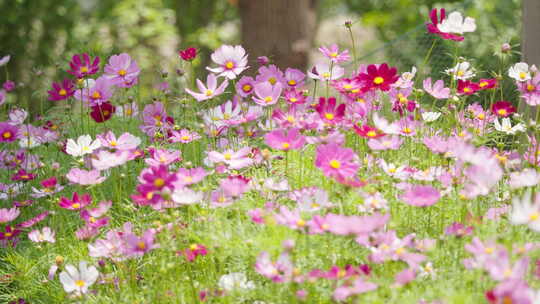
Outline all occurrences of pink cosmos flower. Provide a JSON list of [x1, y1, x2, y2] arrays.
[[315, 143, 359, 179], [445, 222, 473, 237], [236, 76, 255, 97], [264, 128, 306, 151], [423, 77, 450, 99], [28, 227, 56, 243], [173, 167, 207, 188], [97, 131, 141, 150], [207, 147, 254, 169], [80, 201, 111, 228], [333, 278, 377, 301], [284, 68, 305, 88], [255, 251, 294, 283], [517, 73, 540, 106], [66, 168, 106, 185], [74, 77, 113, 106], [145, 148, 181, 167], [219, 175, 251, 197], [169, 129, 201, 144], [31, 177, 64, 198], [0, 122, 19, 142], [48, 79, 75, 101], [59, 192, 92, 210], [185, 73, 229, 102], [400, 185, 440, 207], [103, 53, 140, 88], [319, 44, 351, 64], [367, 135, 403, 151], [207, 45, 249, 79], [252, 82, 283, 106], [315, 97, 346, 124], [0, 207, 20, 223], [256, 64, 285, 86], [274, 206, 307, 230], [91, 150, 130, 171], [179, 244, 208, 262], [124, 229, 159, 258], [308, 63, 345, 81], [68, 53, 100, 78]]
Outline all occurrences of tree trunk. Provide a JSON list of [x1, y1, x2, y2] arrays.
[[238, 0, 317, 71], [520, 0, 540, 116]]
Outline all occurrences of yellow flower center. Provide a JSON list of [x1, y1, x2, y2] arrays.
[[395, 247, 405, 255], [463, 87, 471, 93], [329, 159, 341, 169], [181, 135, 190, 141], [5, 232, 12, 237], [154, 178, 165, 188], [528, 84, 536, 92], [91, 91, 101, 99], [118, 69, 127, 76], [402, 127, 412, 134], [289, 97, 297, 103], [456, 70, 465, 77], [343, 84, 352, 90], [224, 152, 232, 160], [519, 72, 527, 79], [242, 84, 252, 92], [59, 89, 67, 96], [296, 219, 306, 227], [75, 280, 86, 287], [268, 77, 277, 85], [321, 72, 331, 79], [225, 61, 235, 69], [264, 96, 273, 103], [288, 80, 296, 86], [205, 89, 214, 97], [484, 247, 494, 254], [286, 115, 295, 122], [373, 76, 384, 85], [330, 52, 338, 58], [282, 142, 290, 149], [497, 109, 508, 116], [2, 132, 12, 139], [366, 130, 377, 138], [529, 212, 540, 221], [80, 66, 89, 73], [190, 244, 199, 250], [479, 81, 488, 88], [72, 203, 81, 209], [137, 241, 146, 250], [325, 113, 335, 120], [477, 113, 485, 120]]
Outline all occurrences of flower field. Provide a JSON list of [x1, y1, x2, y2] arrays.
[[1, 8, 540, 304]]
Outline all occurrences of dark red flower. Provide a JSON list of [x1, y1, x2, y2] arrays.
[[90, 102, 116, 123], [457, 80, 479, 95], [179, 47, 197, 61], [48, 79, 75, 101], [11, 169, 36, 182], [491, 101, 516, 118], [0, 226, 21, 241], [426, 8, 464, 42], [356, 63, 399, 92]]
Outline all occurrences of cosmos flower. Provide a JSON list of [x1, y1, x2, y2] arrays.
[[59, 261, 99, 294], [491, 101, 516, 117], [103, 53, 140, 88], [426, 8, 464, 41], [437, 11, 476, 35], [90, 101, 116, 123], [66, 134, 101, 157], [319, 44, 351, 64], [0, 207, 20, 223], [315, 97, 346, 124], [59, 192, 92, 210], [179, 47, 197, 61], [493, 118, 525, 135], [67, 53, 100, 78], [308, 63, 345, 81], [66, 168, 106, 185], [400, 185, 441, 207], [185, 73, 229, 102], [265, 128, 306, 151], [356, 63, 399, 91], [508, 62, 531, 82], [48, 79, 75, 101], [0, 122, 19, 142], [207, 45, 249, 79], [423, 78, 450, 99], [28, 227, 56, 243], [252, 82, 283, 106], [315, 143, 359, 179]]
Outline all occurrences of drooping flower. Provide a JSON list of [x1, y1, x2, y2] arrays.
[[185, 73, 229, 102], [67, 53, 100, 78], [264, 128, 306, 151], [59, 261, 99, 294], [319, 44, 351, 64], [103, 53, 140, 88], [315, 143, 359, 179], [48, 79, 75, 101], [356, 63, 399, 91], [423, 78, 450, 99], [207, 45, 249, 79], [400, 185, 440, 207]]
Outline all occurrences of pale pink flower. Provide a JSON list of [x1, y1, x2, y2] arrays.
[[28, 227, 56, 243], [66, 168, 106, 185], [185, 73, 229, 102], [423, 77, 450, 99]]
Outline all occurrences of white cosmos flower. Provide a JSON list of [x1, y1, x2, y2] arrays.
[[218, 272, 255, 291], [437, 11, 476, 35], [66, 135, 101, 157], [508, 62, 531, 82], [422, 112, 442, 122], [171, 187, 203, 205], [510, 190, 540, 232], [494, 118, 525, 135], [19, 136, 41, 148], [28, 227, 56, 243], [59, 261, 99, 294], [445, 62, 475, 80]]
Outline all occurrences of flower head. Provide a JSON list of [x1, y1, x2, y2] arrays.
[[59, 261, 99, 294], [48, 79, 75, 101], [68, 53, 100, 78], [185, 73, 229, 102], [207, 45, 249, 79]]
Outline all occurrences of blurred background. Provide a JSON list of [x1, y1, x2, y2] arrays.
[[0, 0, 522, 114]]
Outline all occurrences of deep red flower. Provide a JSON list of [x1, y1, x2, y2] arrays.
[[0, 226, 21, 240], [457, 80, 479, 95], [90, 102, 116, 123], [11, 169, 36, 182], [48, 79, 75, 101], [353, 124, 385, 139], [356, 63, 399, 92], [491, 101, 516, 118], [179, 47, 197, 61], [426, 8, 464, 42]]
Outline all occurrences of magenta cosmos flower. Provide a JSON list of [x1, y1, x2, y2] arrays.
[[319, 44, 351, 64], [264, 128, 306, 151], [75, 77, 113, 106], [68, 53, 100, 78], [59, 192, 92, 210], [426, 8, 464, 41], [315, 143, 359, 179], [0, 122, 19, 142], [103, 53, 140, 88], [185, 73, 229, 102], [356, 63, 399, 92], [315, 97, 346, 124], [48, 79, 75, 101], [401, 185, 441, 207], [207, 45, 249, 79]]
